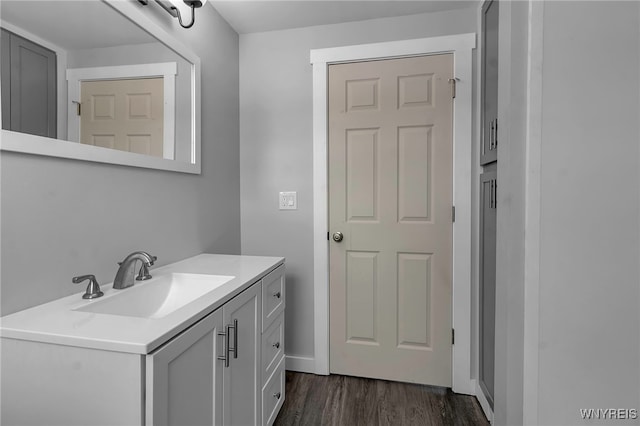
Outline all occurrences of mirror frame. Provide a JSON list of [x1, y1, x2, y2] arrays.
[[0, 0, 202, 174]]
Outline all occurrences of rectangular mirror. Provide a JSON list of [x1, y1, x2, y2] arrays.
[[0, 0, 201, 174]]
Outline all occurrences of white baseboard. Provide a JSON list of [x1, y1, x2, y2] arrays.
[[475, 381, 494, 424], [285, 355, 316, 373], [453, 376, 476, 395]]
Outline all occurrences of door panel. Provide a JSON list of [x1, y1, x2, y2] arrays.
[[397, 252, 432, 349], [80, 77, 163, 157], [479, 171, 497, 407], [398, 126, 433, 222], [329, 55, 454, 386], [345, 250, 379, 344], [346, 129, 378, 221], [2, 29, 57, 138]]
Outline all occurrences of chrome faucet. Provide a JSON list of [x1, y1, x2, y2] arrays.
[[113, 251, 156, 290]]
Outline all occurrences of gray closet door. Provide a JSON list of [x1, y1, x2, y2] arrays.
[[479, 170, 497, 408], [1, 28, 56, 138], [1, 29, 11, 131], [481, 0, 498, 165]]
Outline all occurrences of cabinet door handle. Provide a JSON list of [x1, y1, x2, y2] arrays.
[[273, 392, 281, 400], [489, 120, 493, 151], [489, 120, 496, 151], [493, 179, 496, 209], [217, 328, 230, 368], [489, 179, 495, 209], [274, 291, 281, 299], [494, 118, 498, 149], [491, 179, 494, 209], [494, 180, 497, 209], [490, 119, 495, 150], [231, 319, 238, 359], [273, 341, 280, 349], [490, 179, 498, 209]]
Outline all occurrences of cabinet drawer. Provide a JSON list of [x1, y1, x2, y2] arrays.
[[262, 356, 285, 426], [262, 313, 284, 383], [262, 264, 285, 331]]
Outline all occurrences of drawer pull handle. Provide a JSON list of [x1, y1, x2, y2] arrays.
[[217, 329, 229, 368], [274, 291, 281, 299], [273, 392, 281, 400], [273, 342, 280, 349]]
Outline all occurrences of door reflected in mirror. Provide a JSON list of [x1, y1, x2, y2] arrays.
[[0, 0, 201, 173], [80, 77, 164, 158]]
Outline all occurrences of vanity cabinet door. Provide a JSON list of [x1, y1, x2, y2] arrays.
[[223, 282, 262, 426], [146, 309, 224, 426]]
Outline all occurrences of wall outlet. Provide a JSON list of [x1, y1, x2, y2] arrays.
[[279, 191, 297, 210]]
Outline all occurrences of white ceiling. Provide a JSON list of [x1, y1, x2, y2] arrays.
[[1, 1, 477, 49], [209, 0, 478, 34]]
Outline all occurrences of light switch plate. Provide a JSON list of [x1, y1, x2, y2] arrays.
[[279, 191, 297, 210]]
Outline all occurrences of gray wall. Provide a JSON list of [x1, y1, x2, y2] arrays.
[[239, 8, 478, 359], [494, 1, 640, 424], [0, 3, 240, 315], [537, 1, 640, 423]]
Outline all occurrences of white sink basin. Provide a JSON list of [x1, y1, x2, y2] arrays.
[[74, 273, 234, 319]]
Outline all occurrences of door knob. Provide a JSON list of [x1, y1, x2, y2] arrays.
[[332, 231, 344, 242]]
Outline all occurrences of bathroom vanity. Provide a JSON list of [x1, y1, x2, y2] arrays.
[[0, 254, 285, 426]]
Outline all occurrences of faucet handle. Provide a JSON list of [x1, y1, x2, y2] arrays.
[[136, 263, 153, 281], [73, 274, 104, 300]]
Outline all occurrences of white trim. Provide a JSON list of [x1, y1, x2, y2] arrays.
[[311, 59, 330, 376], [310, 33, 476, 393], [0, 130, 198, 174], [473, 0, 485, 400], [522, 1, 544, 424], [285, 355, 316, 374], [0, 0, 201, 175], [475, 379, 494, 424], [66, 62, 177, 161]]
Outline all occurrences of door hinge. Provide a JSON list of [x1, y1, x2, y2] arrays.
[[452, 206, 456, 223], [448, 78, 458, 99], [72, 101, 81, 116], [452, 328, 455, 345]]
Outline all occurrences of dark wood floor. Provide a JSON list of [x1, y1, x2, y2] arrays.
[[274, 371, 489, 426]]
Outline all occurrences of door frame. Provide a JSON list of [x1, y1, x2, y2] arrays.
[[310, 33, 476, 394], [66, 62, 177, 160]]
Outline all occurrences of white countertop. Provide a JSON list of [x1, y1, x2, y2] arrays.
[[0, 254, 284, 354]]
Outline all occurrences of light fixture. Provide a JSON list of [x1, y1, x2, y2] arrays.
[[138, 0, 206, 29]]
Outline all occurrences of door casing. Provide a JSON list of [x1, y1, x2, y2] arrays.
[[310, 33, 476, 394], [67, 62, 177, 160]]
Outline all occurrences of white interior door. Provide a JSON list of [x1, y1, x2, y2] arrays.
[[329, 54, 454, 387], [80, 77, 164, 157]]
